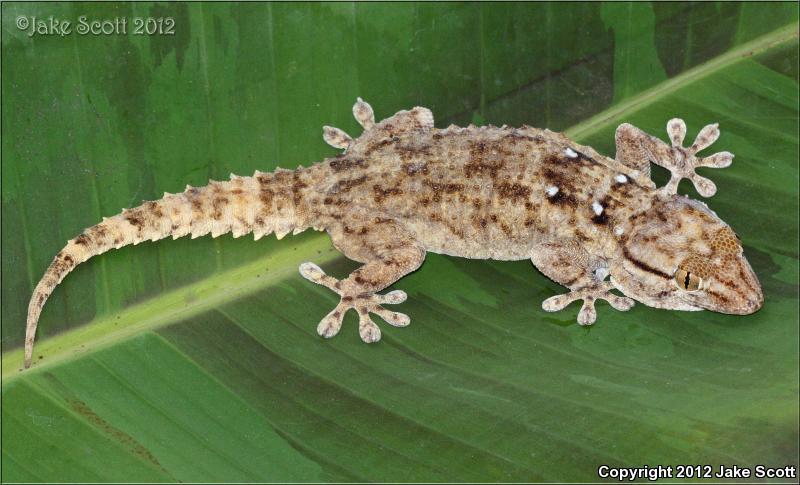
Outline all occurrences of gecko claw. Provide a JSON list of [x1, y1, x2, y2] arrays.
[[299, 262, 410, 342], [542, 282, 634, 326]]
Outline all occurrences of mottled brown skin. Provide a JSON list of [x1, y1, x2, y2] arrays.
[[24, 99, 763, 368]]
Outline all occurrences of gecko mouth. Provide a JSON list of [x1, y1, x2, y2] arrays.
[[610, 269, 703, 312], [674, 295, 707, 312], [677, 261, 764, 315], [651, 291, 705, 312]]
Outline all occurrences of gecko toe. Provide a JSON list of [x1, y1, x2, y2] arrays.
[[689, 173, 717, 198], [353, 97, 376, 130], [690, 123, 720, 152], [606, 294, 635, 311], [372, 305, 411, 327], [699, 151, 733, 169], [377, 289, 407, 304], [667, 118, 687, 147], [299, 262, 340, 291], [322, 125, 353, 150], [317, 305, 346, 338], [577, 300, 597, 326], [542, 294, 575, 312], [357, 310, 382, 342], [299, 262, 325, 281]]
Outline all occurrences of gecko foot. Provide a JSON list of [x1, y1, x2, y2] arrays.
[[299, 262, 409, 342], [541, 282, 634, 326], [660, 118, 733, 198], [322, 98, 376, 152]]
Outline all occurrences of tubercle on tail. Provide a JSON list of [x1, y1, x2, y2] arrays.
[[73, 169, 306, 248], [23, 166, 318, 369]]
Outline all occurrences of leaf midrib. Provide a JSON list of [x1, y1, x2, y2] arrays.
[[566, 23, 799, 140], [2, 234, 339, 380]]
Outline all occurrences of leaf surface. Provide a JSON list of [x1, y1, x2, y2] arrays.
[[2, 3, 798, 482]]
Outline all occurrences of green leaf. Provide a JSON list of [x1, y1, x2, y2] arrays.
[[601, 2, 668, 102], [2, 3, 798, 482]]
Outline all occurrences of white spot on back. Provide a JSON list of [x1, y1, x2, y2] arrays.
[[591, 201, 603, 215], [615, 174, 628, 183], [546, 186, 559, 196], [614, 226, 624, 236], [564, 147, 578, 158]]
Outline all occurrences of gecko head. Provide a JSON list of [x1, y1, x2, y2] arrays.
[[612, 196, 763, 315]]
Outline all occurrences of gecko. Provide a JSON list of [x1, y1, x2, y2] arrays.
[[23, 98, 763, 368]]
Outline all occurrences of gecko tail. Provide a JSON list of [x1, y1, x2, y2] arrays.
[[24, 241, 90, 368], [24, 168, 309, 369]]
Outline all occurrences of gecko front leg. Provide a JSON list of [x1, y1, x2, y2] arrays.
[[531, 239, 634, 325], [300, 217, 426, 342]]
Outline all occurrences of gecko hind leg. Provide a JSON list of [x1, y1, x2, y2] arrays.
[[300, 218, 425, 342], [299, 263, 410, 341], [321, 98, 376, 151]]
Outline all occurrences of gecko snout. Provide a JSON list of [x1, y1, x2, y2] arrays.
[[694, 256, 764, 315], [726, 259, 764, 315]]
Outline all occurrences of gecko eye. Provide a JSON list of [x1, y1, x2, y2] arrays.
[[674, 269, 702, 291]]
